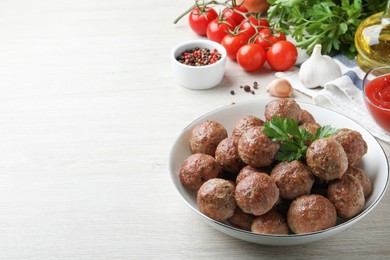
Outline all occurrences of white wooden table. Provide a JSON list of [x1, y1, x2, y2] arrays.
[[0, 0, 389, 259]]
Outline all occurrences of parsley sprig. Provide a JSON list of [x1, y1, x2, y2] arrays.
[[267, 0, 386, 58], [263, 116, 339, 162]]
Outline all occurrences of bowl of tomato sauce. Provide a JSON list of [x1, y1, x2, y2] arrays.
[[363, 66, 390, 133]]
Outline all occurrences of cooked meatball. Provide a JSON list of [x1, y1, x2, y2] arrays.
[[235, 173, 279, 216], [327, 174, 365, 220], [179, 153, 221, 191], [299, 109, 316, 125], [332, 128, 368, 166], [299, 122, 321, 136], [287, 194, 337, 234], [228, 207, 254, 231], [232, 115, 264, 139], [342, 166, 372, 198], [215, 136, 245, 174], [236, 165, 266, 184], [251, 209, 289, 235], [299, 122, 322, 147], [306, 138, 348, 181], [189, 120, 228, 156], [264, 98, 301, 122], [197, 178, 236, 221], [238, 127, 280, 168], [270, 160, 314, 200]]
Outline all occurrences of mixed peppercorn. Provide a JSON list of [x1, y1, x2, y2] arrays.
[[231, 81, 259, 95], [176, 47, 222, 66]]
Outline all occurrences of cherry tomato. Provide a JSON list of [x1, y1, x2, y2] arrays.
[[255, 28, 286, 50], [236, 0, 270, 13], [266, 40, 298, 71], [221, 33, 250, 60], [239, 16, 270, 38], [207, 17, 237, 43], [236, 44, 267, 72], [188, 7, 218, 36], [222, 5, 248, 25]]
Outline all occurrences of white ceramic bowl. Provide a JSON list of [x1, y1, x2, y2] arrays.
[[170, 39, 227, 90], [169, 100, 389, 246]]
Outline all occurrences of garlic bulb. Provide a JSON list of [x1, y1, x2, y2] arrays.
[[299, 44, 342, 88], [266, 78, 294, 98]]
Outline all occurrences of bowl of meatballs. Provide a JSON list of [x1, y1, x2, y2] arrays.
[[169, 98, 389, 246]]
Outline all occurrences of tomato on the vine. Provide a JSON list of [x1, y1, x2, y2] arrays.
[[188, 7, 218, 36], [207, 17, 237, 43], [239, 16, 270, 38], [221, 32, 250, 60], [255, 28, 286, 50], [266, 40, 298, 71], [222, 5, 248, 25], [236, 44, 267, 72], [236, 0, 270, 12]]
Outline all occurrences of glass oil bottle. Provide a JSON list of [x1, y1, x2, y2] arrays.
[[354, 0, 390, 72]]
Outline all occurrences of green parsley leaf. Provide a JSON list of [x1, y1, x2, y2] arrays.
[[264, 116, 339, 162], [267, 0, 385, 58], [313, 124, 340, 140]]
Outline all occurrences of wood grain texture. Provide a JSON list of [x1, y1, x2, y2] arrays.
[[0, 0, 389, 259]]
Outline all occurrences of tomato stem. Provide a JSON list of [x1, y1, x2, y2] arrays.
[[173, 0, 238, 24], [173, 2, 199, 24]]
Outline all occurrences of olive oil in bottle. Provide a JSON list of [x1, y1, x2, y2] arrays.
[[354, 0, 390, 72]]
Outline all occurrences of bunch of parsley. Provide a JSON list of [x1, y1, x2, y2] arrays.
[[267, 0, 386, 58]]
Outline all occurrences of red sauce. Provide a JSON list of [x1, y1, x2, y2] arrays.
[[364, 74, 390, 132]]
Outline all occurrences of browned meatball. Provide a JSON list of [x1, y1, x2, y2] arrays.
[[235, 165, 266, 184], [332, 128, 368, 166], [270, 160, 314, 200], [179, 153, 221, 191], [264, 98, 301, 122], [238, 127, 280, 168], [306, 138, 348, 181], [235, 173, 279, 216], [327, 174, 365, 220], [228, 207, 254, 231], [197, 178, 236, 221], [299, 122, 321, 136], [232, 115, 264, 139], [251, 209, 289, 235], [299, 109, 316, 125], [299, 122, 322, 147], [189, 120, 228, 156], [287, 194, 337, 234], [215, 136, 245, 174], [342, 166, 372, 198]]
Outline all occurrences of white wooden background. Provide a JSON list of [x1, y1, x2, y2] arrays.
[[0, 0, 389, 259]]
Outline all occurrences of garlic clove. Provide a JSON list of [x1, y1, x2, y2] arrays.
[[299, 44, 342, 88], [266, 78, 294, 98]]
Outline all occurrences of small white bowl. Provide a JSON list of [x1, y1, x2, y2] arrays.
[[171, 39, 227, 90]]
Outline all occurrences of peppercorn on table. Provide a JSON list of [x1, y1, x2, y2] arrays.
[[0, 0, 389, 259]]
